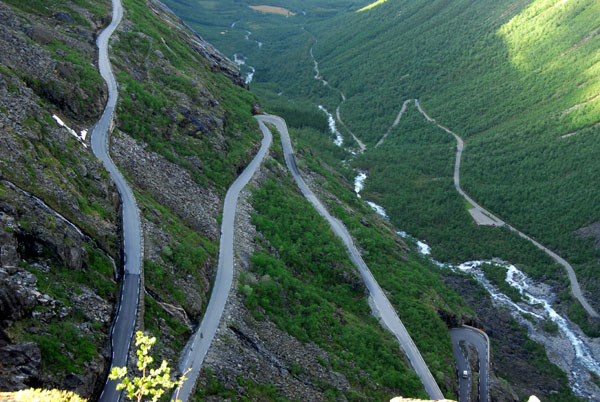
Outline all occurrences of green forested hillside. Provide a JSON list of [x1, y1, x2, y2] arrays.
[[316, 0, 600, 277], [310, 0, 600, 320], [175, 0, 600, 323]]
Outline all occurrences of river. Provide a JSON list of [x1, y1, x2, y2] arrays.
[[353, 167, 600, 398], [354, 171, 389, 218], [402, 234, 600, 400]]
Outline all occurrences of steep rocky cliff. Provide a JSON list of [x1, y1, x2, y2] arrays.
[[0, 0, 118, 396], [0, 0, 260, 398]]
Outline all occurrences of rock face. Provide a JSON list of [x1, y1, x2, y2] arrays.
[[0, 337, 42, 390], [0, 3, 106, 121], [0, 182, 115, 397], [110, 132, 221, 241], [0, 4, 121, 396], [574, 221, 600, 250]]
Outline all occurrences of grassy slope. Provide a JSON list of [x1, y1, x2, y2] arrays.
[[289, 125, 476, 397], [247, 177, 427, 400]]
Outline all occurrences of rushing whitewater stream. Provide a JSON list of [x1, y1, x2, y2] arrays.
[[230, 24, 261, 84], [398, 233, 600, 399], [318, 105, 343, 146], [354, 171, 389, 218], [232, 53, 255, 84], [353, 169, 600, 398]]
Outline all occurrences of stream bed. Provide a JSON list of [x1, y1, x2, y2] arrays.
[[353, 169, 600, 399], [403, 234, 600, 400], [318, 105, 343, 146]]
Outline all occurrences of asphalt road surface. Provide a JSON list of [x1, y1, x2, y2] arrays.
[[450, 327, 490, 402], [90, 1, 143, 401], [415, 99, 599, 320], [256, 114, 444, 400], [172, 117, 272, 402]]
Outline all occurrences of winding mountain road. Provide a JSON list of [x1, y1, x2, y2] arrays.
[[375, 99, 413, 148], [450, 326, 490, 402], [172, 118, 272, 402], [90, 1, 143, 401], [413, 99, 599, 320], [256, 114, 444, 400]]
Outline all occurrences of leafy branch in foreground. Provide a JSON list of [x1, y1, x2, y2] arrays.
[[109, 331, 188, 402]]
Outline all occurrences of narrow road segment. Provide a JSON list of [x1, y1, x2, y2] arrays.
[[172, 118, 272, 402], [450, 326, 490, 402], [256, 114, 444, 400], [91, 1, 143, 401]]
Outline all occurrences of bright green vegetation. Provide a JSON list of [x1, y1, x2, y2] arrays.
[[247, 176, 427, 399], [196, 368, 288, 401], [109, 331, 186, 402], [288, 124, 472, 389], [354, 105, 563, 277], [26, 323, 96, 375], [1, 389, 87, 402]]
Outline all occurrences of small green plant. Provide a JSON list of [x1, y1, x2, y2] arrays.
[[109, 331, 188, 402]]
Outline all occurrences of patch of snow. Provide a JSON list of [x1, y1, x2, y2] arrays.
[[52, 114, 87, 147]]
